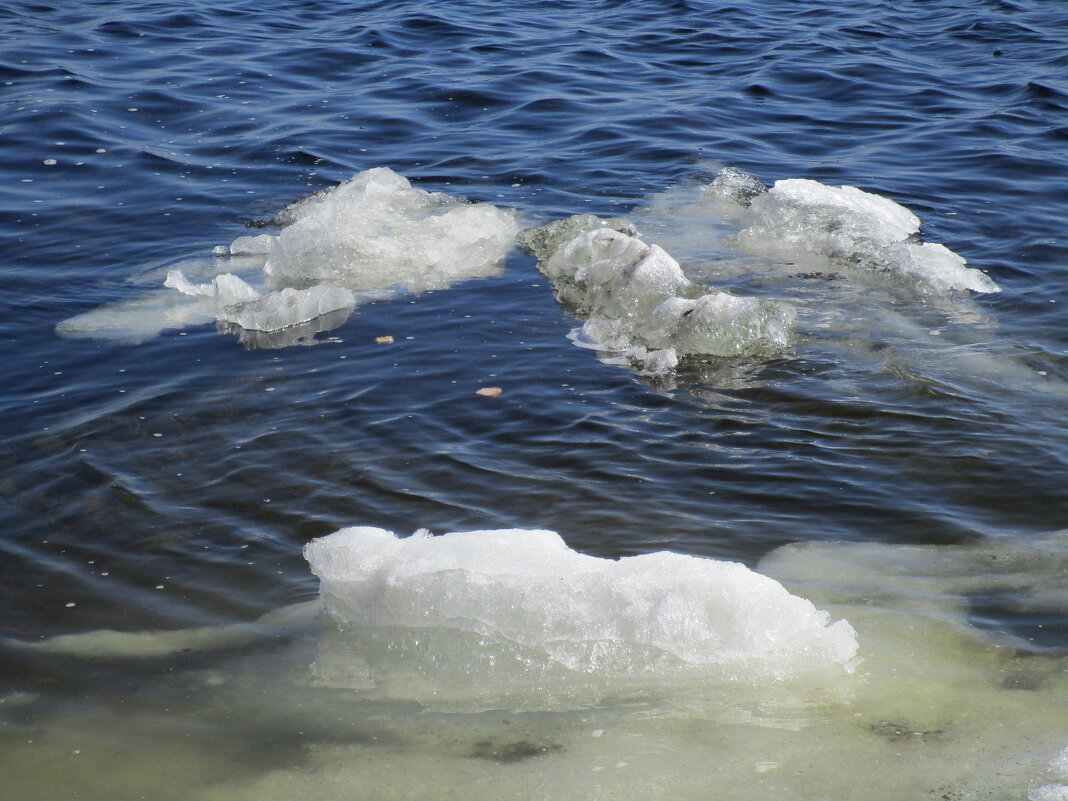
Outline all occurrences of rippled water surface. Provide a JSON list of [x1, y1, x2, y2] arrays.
[[2, 1, 1067, 799]]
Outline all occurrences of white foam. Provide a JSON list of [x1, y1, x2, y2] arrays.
[[722, 174, 1000, 295], [304, 526, 857, 707], [263, 167, 519, 292]]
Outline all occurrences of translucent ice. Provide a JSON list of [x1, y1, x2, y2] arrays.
[[701, 165, 767, 209], [524, 221, 795, 369], [304, 527, 857, 707], [56, 167, 519, 347], [162, 268, 355, 333], [515, 213, 637, 261], [718, 173, 1000, 295], [227, 233, 273, 256], [262, 166, 519, 292], [216, 285, 355, 332], [164, 269, 261, 304]]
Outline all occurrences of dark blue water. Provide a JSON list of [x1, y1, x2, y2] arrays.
[[2, 1, 1067, 798]]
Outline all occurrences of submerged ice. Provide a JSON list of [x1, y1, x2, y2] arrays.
[[12, 529, 1068, 801], [705, 170, 1001, 295], [304, 526, 857, 707]]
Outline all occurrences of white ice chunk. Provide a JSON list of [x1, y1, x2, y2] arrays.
[[217, 285, 356, 332], [228, 233, 274, 256], [545, 228, 691, 308], [901, 241, 1001, 294], [531, 226, 794, 369], [770, 179, 920, 245], [263, 167, 518, 292], [725, 176, 1000, 295], [304, 527, 857, 706], [56, 167, 516, 348], [164, 269, 261, 304]]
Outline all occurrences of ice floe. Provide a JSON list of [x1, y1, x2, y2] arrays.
[[520, 216, 795, 372], [304, 526, 857, 708], [12, 528, 1068, 800], [55, 167, 519, 347], [705, 171, 1001, 295], [263, 167, 518, 292]]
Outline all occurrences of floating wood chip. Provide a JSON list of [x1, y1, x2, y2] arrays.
[[476, 386, 502, 398], [375, 335, 394, 344]]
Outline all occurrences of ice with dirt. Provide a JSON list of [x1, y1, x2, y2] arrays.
[[706, 172, 1001, 295], [304, 526, 857, 707]]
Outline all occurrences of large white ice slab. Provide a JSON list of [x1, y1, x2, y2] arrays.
[[304, 526, 857, 707]]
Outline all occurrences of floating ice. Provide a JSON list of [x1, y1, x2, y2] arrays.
[[19, 601, 318, 658], [13, 531, 1068, 800], [701, 165, 767, 209], [515, 213, 636, 261], [522, 218, 795, 371], [226, 233, 273, 256], [164, 269, 261, 304], [304, 526, 857, 707], [215, 285, 356, 332], [162, 268, 355, 333], [262, 166, 519, 292], [56, 167, 519, 347], [711, 172, 1000, 295], [55, 291, 217, 344], [759, 529, 1068, 646]]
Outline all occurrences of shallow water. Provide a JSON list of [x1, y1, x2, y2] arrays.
[[2, 1, 1067, 798]]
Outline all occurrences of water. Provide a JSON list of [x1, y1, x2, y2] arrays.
[[1, 0, 1067, 798]]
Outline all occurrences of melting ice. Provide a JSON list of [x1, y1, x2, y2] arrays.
[[12, 528, 1068, 801], [705, 169, 1001, 295], [519, 215, 795, 372], [55, 167, 519, 346], [262, 167, 518, 292], [304, 526, 857, 709]]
